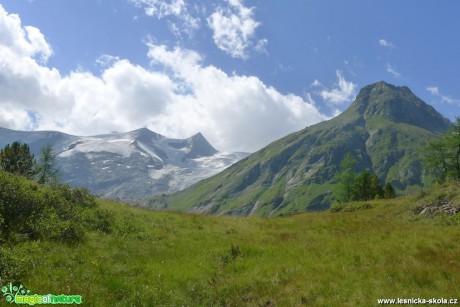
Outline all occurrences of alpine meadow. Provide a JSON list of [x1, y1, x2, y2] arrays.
[[1, 1, 460, 306]]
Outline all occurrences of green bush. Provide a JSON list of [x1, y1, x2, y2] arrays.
[[0, 246, 28, 281], [80, 208, 114, 234], [329, 202, 345, 212], [0, 170, 111, 245]]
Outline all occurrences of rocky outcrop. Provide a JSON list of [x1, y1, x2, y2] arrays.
[[414, 198, 460, 216]]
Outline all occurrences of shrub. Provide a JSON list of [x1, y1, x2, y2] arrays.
[[0, 246, 28, 281], [329, 202, 345, 212], [0, 170, 111, 245]]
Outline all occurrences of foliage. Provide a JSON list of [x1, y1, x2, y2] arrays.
[[383, 182, 396, 199], [424, 117, 460, 183], [0, 142, 36, 179], [35, 144, 60, 185], [334, 154, 395, 203], [0, 170, 110, 245], [333, 153, 356, 203], [0, 246, 28, 281]]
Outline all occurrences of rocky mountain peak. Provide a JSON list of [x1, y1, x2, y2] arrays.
[[349, 81, 451, 132], [186, 132, 218, 159]]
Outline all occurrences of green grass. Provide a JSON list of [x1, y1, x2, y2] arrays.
[[2, 185, 460, 306]]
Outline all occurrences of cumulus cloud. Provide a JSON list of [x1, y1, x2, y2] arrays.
[[207, 0, 267, 59], [145, 44, 324, 151], [386, 63, 401, 78], [427, 85, 460, 105], [379, 39, 395, 48], [319, 71, 357, 105], [0, 4, 325, 152], [0, 5, 53, 63]]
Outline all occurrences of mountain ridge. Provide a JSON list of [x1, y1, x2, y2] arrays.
[[0, 127, 247, 200], [154, 81, 451, 216]]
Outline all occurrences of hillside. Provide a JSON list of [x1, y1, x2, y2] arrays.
[[153, 81, 452, 216], [1, 171, 459, 306], [0, 127, 247, 200]]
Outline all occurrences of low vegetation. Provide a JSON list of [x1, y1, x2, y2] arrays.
[[1, 168, 459, 305]]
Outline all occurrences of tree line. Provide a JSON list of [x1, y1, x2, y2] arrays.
[[0, 141, 59, 185], [333, 153, 396, 203]]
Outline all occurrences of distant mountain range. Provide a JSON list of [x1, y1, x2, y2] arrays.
[[152, 81, 452, 216], [0, 127, 247, 199]]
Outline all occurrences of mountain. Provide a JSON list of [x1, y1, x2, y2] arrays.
[[152, 81, 452, 216], [0, 127, 247, 199]]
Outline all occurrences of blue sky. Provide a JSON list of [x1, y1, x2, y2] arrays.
[[0, 0, 459, 152]]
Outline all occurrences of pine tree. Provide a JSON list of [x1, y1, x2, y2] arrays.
[[369, 173, 384, 199], [36, 144, 60, 185], [353, 170, 372, 200], [0, 141, 36, 179], [383, 182, 396, 199]]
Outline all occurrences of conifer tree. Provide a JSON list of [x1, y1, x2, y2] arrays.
[[383, 182, 396, 199], [36, 144, 60, 185], [0, 141, 36, 179]]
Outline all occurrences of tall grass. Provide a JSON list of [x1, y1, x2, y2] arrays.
[[2, 185, 460, 306]]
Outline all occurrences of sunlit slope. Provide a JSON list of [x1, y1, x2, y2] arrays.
[[151, 81, 451, 216]]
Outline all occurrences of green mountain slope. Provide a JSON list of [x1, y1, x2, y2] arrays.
[[151, 81, 451, 216]]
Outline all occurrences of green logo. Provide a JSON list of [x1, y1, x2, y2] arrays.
[[1, 282, 82, 305], [1, 283, 30, 303]]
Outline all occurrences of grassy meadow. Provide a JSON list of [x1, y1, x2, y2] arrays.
[[2, 183, 459, 306]]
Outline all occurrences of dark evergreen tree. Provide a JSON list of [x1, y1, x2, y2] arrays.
[[353, 170, 372, 200], [383, 182, 396, 199], [0, 142, 36, 179], [369, 173, 384, 199]]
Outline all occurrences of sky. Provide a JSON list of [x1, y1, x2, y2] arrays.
[[0, 0, 460, 153]]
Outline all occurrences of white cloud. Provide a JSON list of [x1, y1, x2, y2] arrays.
[[131, 0, 185, 18], [427, 86, 439, 96], [95, 54, 121, 68], [146, 44, 325, 151], [207, 0, 267, 59], [310, 79, 321, 87], [386, 63, 401, 78], [0, 5, 53, 63], [319, 71, 357, 105], [0, 4, 325, 152], [379, 39, 395, 48], [131, 0, 200, 38], [427, 85, 460, 105]]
